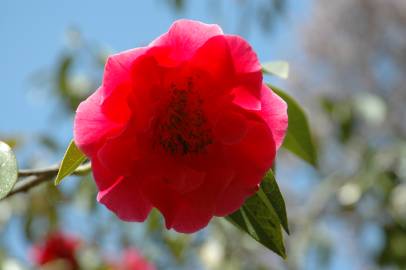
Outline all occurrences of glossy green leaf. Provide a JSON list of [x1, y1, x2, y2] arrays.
[[262, 61, 289, 79], [55, 140, 86, 185], [227, 193, 286, 258], [226, 208, 250, 233], [0, 141, 18, 199], [226, 173, 288, 258], [259, 170, 289, 234], [244, 198, 286, 258], [269, 84, 318, 166]]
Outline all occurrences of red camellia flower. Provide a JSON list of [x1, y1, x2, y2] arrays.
[[107, 248, 156, 270], [32, 232, 79, 270], [74, 19, 288, 233]]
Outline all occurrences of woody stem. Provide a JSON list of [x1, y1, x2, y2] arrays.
[[3, 162, 92, 199]]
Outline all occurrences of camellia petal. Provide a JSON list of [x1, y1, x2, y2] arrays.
[[155, 167, 234, 233], [190, 35, 234, 89], [214, 179, 258, 216], [214, 109, 248, 145], [74, 19, 288, 233], [97, 176, 152, 222], [215, 119, 276, 216], [150, 19, 223, 63], [91, 157, 122, 191], [232, 85, 262, 111], [97, 135, 138, 175], [258, 84, 288, 149], [226, 119, 276, 174], [102, 47, 148, 97], [74, 88, 125, 156], [225, 35, 262, 74], [226, 35, 263, 110]]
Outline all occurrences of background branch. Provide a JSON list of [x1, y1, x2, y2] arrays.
[[5, 162, 92, 199]]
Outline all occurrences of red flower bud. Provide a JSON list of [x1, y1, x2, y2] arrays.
[[32, 232, 79, 270]]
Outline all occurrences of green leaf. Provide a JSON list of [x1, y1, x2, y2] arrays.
[[226, 172, 288, 258], [259, 171, 289, 234], [55, 140, 86, 185], [262, 61, 289, 79], [269, 84, 318, 166], [227, 193, 286, 258], [226, 208, 250, 233], [0, 141, 18, 199], [244, 199, 286, 258]]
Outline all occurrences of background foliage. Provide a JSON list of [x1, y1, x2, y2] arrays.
[[1, 0, 406, 269]]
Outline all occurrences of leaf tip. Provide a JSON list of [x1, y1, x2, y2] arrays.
[[262, 61, 290, 79], [55, 140, 86, 186]]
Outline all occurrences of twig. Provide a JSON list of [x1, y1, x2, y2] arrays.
[[6, 174, 53, 198], [4, 162, 92, 199], [18, 165, 60, 177], [18, 162, 91, 177]]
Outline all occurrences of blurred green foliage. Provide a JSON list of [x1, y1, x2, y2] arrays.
[[2, 0, 406, 269]]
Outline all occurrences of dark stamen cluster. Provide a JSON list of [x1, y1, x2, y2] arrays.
[[155, 78, 213, 155]]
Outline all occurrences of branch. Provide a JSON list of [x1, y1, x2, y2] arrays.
[[18, 162, 91, 177], [4, 162, 92, 199], [18, 165, 60, 177]]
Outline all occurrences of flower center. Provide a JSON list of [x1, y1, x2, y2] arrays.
[[153, 79, 213, 156]]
